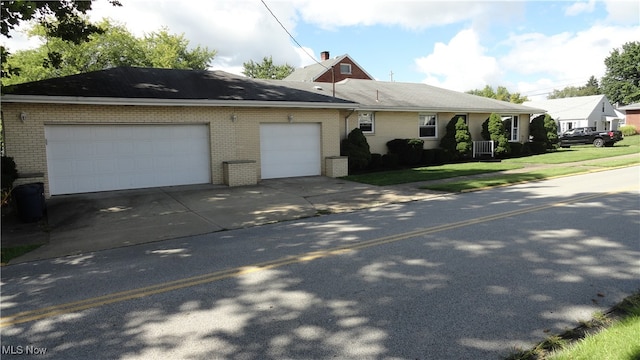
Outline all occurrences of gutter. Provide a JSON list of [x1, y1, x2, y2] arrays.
[[0, 95, 357, 110]]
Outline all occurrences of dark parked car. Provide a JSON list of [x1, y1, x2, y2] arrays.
[[559, 127, 623, 148]]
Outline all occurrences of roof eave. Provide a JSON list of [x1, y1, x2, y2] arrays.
[[0, 95, 357, 109]]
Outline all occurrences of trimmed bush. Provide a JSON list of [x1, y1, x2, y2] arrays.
[[488, 113, 510, 157], [509, 142, 523, 157], [439, 117, 459, 158], [381, 153, 399, 168], [386, 138, 424, 165], [421, 149, 436, 165], [620, 125, 638, 136], [544, 114, 559, 149], [454, 117, 472, 158], [369, 153, 383, 170], [530, 114, 558, 150], [341, 128, 372, 171], [1, 156, 18, 191]]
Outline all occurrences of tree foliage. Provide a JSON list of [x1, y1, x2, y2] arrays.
[[466, 85, 529, 104], [529, 114, 558, 150], [3, 20, 217, 85], [1, 0, 122, 77], [242, 56, 294, 80], [547, 76, 602, 99], [340, 128, 371, 171], [454, 117, 472, 157], [487, 113, 510, 156], [601, 41, 640, 105]]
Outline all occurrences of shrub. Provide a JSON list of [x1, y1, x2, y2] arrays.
[[381, 153, 399, 168], [341, 128, 371, 171], [488, 113, 510, 157], [529, 115, 547, 143], [454, 117, 472, 158], [526, 141, 547, 155], [386, 138, 423, 165], [509, 142, 523, 157], [544, 114, 559, 149], [481, 117, 490, 140], [368, 153, 383, 170], [421, 149, 436, 165], [1, 156, 18, 191], [620, 125, 638, 136]]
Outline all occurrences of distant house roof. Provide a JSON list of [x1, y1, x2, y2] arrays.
[[618, 102, 640, 111], [274, 78, 546, 114], [284, 54, 375, 82], [2, 66, 355, 108], [523, 95, 617, 120]]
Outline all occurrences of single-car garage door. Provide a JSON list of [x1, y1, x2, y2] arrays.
[[45, 124, 211, 195], [260, 123, 321, 179]]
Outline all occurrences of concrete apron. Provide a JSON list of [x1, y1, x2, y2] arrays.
[[10, 176, 438, 263]]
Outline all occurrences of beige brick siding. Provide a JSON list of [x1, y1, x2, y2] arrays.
[[2, 103, 342, 196], [340, 110, 531, 154]]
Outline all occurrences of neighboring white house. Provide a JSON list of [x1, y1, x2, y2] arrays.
[[524, 95, 621, 133]]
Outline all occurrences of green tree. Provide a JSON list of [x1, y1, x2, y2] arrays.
[[439, 116, 459, 159], [487, 113, 510, 157], [543, 114, 558, 150], [547, 76, 602, 99], [1, 0, 122, 77], [529, 113, 558, 150], [3, 20, 217, 85], [454, 117, 472, 157], [466, 85, 529, 104], [340, 128, 371, 171], [601, 41, 640, 105], [242, 56, 294, 79]]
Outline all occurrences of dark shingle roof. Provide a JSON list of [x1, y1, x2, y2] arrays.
[[2, 66, 355, 105]]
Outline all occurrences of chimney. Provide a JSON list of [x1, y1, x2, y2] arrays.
[[320, 51, 330, 61]]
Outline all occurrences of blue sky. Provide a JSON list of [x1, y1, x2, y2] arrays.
[[2, 0, 639, 100]]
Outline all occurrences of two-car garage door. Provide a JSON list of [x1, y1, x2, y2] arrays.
[[45, 125, 211, 195]]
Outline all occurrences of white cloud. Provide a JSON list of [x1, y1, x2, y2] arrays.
[[565, 0, 596, 16], [603, 0, 640, 24], [414, 28, 501, 92]]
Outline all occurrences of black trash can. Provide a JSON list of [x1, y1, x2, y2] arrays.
[[13, 182, 46, 223]]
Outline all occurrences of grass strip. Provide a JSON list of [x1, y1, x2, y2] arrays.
[[422, 167, 589, 192], [506, 292, 640, 360], [343, 162, 523, 186], [1, 244, 43, 264]]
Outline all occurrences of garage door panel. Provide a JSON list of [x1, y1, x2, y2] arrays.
[[46, 125, 211, 195], [260, 123, 321, 179]]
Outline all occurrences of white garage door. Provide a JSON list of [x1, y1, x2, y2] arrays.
[[45, 125, 211, 195], [260, 123, 321, 179]]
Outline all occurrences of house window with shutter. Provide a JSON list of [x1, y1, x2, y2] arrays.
[[358, 112, 375, 133]]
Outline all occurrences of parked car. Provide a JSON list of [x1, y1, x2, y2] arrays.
[[558, 127, 623, 148]]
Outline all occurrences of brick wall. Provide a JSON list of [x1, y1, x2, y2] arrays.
[[2, 103, 342, 196]]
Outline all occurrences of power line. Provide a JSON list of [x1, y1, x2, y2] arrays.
[[259, 0, 323, 68]]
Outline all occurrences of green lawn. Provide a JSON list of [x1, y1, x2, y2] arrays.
[[507, 292, 640, 360], [343, 135, 640, 189], [342, 162, 524, 186], [506, 135, 640, 164]]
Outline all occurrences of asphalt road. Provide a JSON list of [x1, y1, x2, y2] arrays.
[[1, 166, 639, 359]]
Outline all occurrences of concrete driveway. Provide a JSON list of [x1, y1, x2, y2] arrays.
[[2, 177, 442, 263]]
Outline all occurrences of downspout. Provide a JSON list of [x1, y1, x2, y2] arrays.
[[344, 109, 355, 139]]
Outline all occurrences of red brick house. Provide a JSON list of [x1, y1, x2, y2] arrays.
[[619, 102, 640, 133], [285, 51, 374, 83]]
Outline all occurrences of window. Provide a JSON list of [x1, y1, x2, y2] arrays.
[[358, 112, 374, 133], [503, 115, 519, 141], [340, 63, 352, 74], [419, 114, 437, 138]]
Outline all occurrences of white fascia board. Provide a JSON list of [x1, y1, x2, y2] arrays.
[[357, 105, 547, 114], [1, 95, 356, 109]]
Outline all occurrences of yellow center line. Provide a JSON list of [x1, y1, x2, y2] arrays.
[[1, 188, 633, 327]]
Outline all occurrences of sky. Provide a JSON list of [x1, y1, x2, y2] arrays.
[[2, 0, 639, 100]]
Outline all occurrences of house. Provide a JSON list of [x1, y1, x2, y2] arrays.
[[284, 51, 375, 83], [2, 66, 545, 198], [618, 102, 640, 133], [523, 95, 621, 133], [277, 78, 545, 155], [1, 67, 355, 197]]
